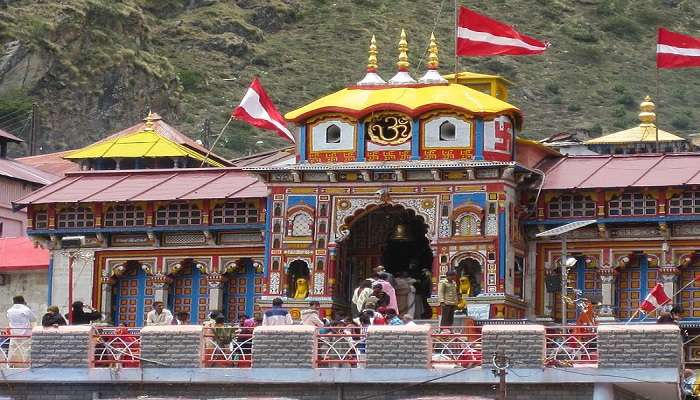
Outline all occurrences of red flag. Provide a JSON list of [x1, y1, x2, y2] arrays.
[[657, 28, 700, 69], [639, 283, 671, 313], [232, 78, 295, 143], [456, 6, 548, 56]]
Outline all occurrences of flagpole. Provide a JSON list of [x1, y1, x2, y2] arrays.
[[200, 117, 233, 167], [454, 0, 459, 76], [655, 65, 660, 152], [627, 277, 699, 324]]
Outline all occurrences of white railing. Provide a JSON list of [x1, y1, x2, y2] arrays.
[[545, 325, 598, 367], [315, 327, 367, 368], [0, 328, 31, 368], [93, 327, 141, 368], [203, 327, 253, 368], [430, 326, 482, 368]]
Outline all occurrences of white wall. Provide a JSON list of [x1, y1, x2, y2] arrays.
[[49, 249, 96, 316], [0, 270, 48, 326]]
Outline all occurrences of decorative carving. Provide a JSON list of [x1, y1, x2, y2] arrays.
[[207, 272, 225, 289], [367, 113, 412, 145], [313, 273, 325, 295], [149, 273, 172, 289], [610, 226, 659, 238], [269, 272, 281, 294]]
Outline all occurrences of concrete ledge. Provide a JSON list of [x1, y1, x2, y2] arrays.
[[252, 324, 316, 368], [366, 324, 431, 369], [253, 325, 317, 334], [482, 324, 545, 368], [140, 324, 203, 368], [30, 325, 94, 368], [140, 325, 203, 334], [598, 324, 682, 368]]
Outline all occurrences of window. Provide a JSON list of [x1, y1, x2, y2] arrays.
[[548, 195, 596, 218], [104, 205, 146, 227], [454, 213, 481, 236], [212, 200, 259, 224], [290, 212, 313, 236], [34, 211, 48, 229], [669, 191, 700, 215], [156, 203, 201, 225], [608, 193, 656, 216], [325, 124, 341, 143], [439, 121, 456, 141], [57, 206, 94, 228]]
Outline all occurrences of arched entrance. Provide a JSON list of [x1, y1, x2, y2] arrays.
[[111, 260, 154, 327], [337, 204, 433, 317]]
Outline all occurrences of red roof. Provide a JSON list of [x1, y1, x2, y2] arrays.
[[0, 128, 23, 143], [0, 157, 61, 185], [230, 146, 296, 167], [0, 237, 48, 270], [17, 150, 84, 177], [539, 153, 700, 190], [14, 168, 267, 206]]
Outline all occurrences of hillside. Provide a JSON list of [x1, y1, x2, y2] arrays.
[[1, 0, 700, 158]]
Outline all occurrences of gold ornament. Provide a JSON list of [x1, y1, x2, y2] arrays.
[[397, 28, 410, 71], [427, 33, 439, 70], [368, 35, 378, 71], [367, 113, 412, 145]]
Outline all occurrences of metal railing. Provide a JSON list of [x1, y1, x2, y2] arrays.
[[315, 327, 367, 368], [430, 326, 482, 368], [203, 327, 253, 368], [545, 325, 598, 367], [93, 327, 141, 368], [0, 328, 31, 368]]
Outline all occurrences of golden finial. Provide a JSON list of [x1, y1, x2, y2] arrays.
[[367, 35, 378, 72], [144, 111, 155, 131], [397, 29, 410, 71], [427, 32, 439, 70], [639, 95, 656, 126]]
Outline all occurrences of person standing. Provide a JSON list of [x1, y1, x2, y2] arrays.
[[146, 301, 173, 326], [6, 296, 36, 366], [352, 280, 373, 318], [376, 273, 399, 312], [301, 301, 325, 327], [41, 306, 67, 327], [262, 297, 293, 326], [438, 271, 460, 328], [70, 301, 102, 325]]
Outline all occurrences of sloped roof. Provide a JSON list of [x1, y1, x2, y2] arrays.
[[16, 150, 81, 176], [14, 168, 267, 207], [585, 125, 685, 144], [0, 157, 60, 185], [539, 153, 700, 190], [230, 146, 296, 167], [0, 237, 48, 270], [0, 128, 23, 143]]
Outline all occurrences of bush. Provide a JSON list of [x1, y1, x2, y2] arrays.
[[616, 93, 635, 108], [567, 45, 603, 64], [671, 115, 691, 130], [600, 16, 642, 39], [177, 68, 204, 91], [545, 82, 560, 95], [567, 104, 582, 112]]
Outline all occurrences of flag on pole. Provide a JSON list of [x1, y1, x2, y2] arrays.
[[657, 28, 700, 69], [639, 283, 671, 313], [456, 6, 548, 56], [232, 78, 295, 143]]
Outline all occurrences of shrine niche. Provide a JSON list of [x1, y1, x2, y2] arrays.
[[365, 112, 412, 161]]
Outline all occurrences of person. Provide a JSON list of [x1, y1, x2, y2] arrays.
[[212, 314, 234, 348], [146, 301, 173, 326], [373, 306, 387, 325], [385, 308, 403, 325], [376, 273, 399, 312], [262, 297, 293, 326], [70, 301, 102, 325], [366, 283, 390, 309], [41, 306, 67, 327], [395, 272, 417, 317], [301, 300, 325, 327], [671, 305, 684, 323], [352, 280, 373, 318], [373, 265, 396, 287], [6, 296, 36, 366], [657, 312, 675, 324], [173, 311, 189, 325], [438, 270, 460, 328], [203, 312, 217, 328], [402, 314, 416, 326]]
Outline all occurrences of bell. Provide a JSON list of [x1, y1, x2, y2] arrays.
[[389, 223, 414, 241]]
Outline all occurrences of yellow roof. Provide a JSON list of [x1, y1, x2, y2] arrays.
[[585, 125, 686, 144], [284, 83, 520, 125], [64, 129, 225, 167]]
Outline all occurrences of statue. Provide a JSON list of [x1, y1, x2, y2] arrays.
[[293, 277, 309, 299], [457, 276, 472, 310]]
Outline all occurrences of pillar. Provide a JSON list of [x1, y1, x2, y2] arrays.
[[150, 273, 171, 304], [660, 265, 679, 310], [598, 266, 617, 320], [327, 242, 337, 297], [207, 272, 225, 313], [100, 276, 114, 321]]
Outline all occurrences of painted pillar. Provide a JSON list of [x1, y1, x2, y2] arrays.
[[598, 267, 617, 320], [100, 276, 114, 319], [474, 119, 484, 161], [410, 118, 420, 160], [356, 121, 365, 162], [327, 242, 337, 297], [660, 265, 679, 309], [207, 272, 226, 313], [298, 125, 307, 163], [150, 273, 171, 304]]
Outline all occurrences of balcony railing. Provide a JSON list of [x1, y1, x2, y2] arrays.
[[545, 325, 598, 367], [93, 327, 141, 368], [315, 327, 367, 368], [0, 328, 31, 368], [430, 326, 482, 368], [202, 327, 253, 368]]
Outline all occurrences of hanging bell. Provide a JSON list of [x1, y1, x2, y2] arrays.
[[389, 223, 414, 242]]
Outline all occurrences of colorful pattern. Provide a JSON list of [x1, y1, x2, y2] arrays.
[[680, 266, 700, 319], [170, 265, 209, 323], [113, 265, 154, 327]]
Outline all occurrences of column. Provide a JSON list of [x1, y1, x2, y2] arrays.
[[327, 242, 337, 297], [543, 269, 555, 319], [598, 266, 617, 320], [207, 272, 226, 314], [100, 276, 114, 321], [660, 265, 679, 310], [150, 273, 171, 304]]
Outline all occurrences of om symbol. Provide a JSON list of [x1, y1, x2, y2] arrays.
[[367, 115, 412, 145]]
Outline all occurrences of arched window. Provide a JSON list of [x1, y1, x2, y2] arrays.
[[104, 205, 146, 227], [212, 200, 259, 224], [439, 121, 456, 141], [34, 210, 48, 229], [290, 212, 314, 237], [608, 193, 656, 216], [326, 124, 341, 143], [548, 195, 596, 218], [57, 206, 94, 228], [454, 213, 481, 236], [155, 203, 201, 225], [669, 191, 700, 215]]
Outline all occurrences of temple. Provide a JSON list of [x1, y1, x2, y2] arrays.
[[13, 31, 700, 350]]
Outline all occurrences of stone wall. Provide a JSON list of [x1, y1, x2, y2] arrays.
[[30, 325, 93, 368], [597, 324, 682, 368], [140, 325, 203, 367], [252, 325, 316, 368], [366, 324, 431, 368], [0, 270, 48, 326], [482, 324, 545, 368]]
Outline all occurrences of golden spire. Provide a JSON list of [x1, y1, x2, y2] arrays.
[[397, 29, 410, 71], [639, 95, 656, 126], [427, 32, 439, 70], [144, 111, 155, 131], [367, 35, 378, 72]]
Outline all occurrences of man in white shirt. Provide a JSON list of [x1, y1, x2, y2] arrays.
[[262, 298, 293, 326], [145, 301, 173, 326], [6, 296, 36, 366]]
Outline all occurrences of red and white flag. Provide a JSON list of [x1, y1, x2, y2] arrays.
[[232, 78, 295, 143], [657, 28, 700, 69], [639, 283, 671, 313], [456, 6, 548, 56]]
